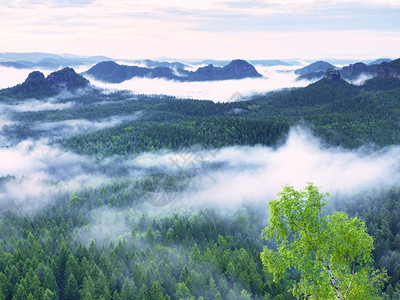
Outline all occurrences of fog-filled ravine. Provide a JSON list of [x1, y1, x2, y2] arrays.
[[1, 57, 400, 299]]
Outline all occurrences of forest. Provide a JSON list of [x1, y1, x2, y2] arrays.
[[1, 66, 400, 299]]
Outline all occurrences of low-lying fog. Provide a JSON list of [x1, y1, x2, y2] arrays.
[[0, 64, 312, 102], [0, 62, 375, 103], [86, 65, 311, 102], [0, 62, 395, 223], [2, 126, 400, 214]]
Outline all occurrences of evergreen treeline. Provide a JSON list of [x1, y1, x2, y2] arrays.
[[3, 175, 400, 299], [331, 187, 400, 299], [0, 176, 294, 300], [61, 117, 289, 156], [2, 68, 400, 299], [3, 74, 400, 151]]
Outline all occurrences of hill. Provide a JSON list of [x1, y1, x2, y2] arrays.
[[376, 58, 400, 78], [295, 61, 335, 75], [49, 70, 400, 157], [249, 70, 400, 148], [297, 58, 400, 82], [0, 67, 89, 99], [0, 52, 112, 69], [84, 59, 262, 83], [367, 58, 392, 66]]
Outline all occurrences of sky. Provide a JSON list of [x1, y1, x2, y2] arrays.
[[0, 0, 399, 60]]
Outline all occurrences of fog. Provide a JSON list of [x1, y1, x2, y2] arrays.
[[0, 63, 314, 102], [3, 119, 400, 216], [0, 63, 398, 220], [73, 206, 131, 246], [132, 127, 400, 207], [0, 140, 95, 213], [0, 99, 75, 114], [347, 73, 375, 86], [31, 113, 142, 138], [67, 126, 400, 244], [86, 65, 312, 102], [0, 66, 52, 89]]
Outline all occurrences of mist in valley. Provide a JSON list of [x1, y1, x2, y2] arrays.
[[1, 61, 400, 299], [86, 65, 312, 102], [1, 61, 399, 247]]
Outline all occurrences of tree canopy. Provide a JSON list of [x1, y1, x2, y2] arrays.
[[261, 183, 387, 299]]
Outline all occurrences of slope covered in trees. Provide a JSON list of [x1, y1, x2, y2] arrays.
[[52, 73, 400, 155], [2, 59, 400, 299]]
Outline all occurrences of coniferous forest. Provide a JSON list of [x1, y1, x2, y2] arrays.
[[1, 58, 400, 299]]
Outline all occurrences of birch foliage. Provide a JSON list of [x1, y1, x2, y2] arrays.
[[261, 183, 387, 299]]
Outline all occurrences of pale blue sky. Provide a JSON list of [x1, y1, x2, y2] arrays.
[[0, 0, 399, 59]]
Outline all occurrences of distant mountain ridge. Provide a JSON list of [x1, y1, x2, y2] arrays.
[[132, 59, 188, 69], [296, 58, 399, 82], [0, 67, 89, 99], [0, 52, 112, 70], [84, 59, 262, 83], [295, 61, 335, 76]]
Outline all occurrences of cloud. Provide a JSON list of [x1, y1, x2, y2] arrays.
[[0, 1, 399, 59]]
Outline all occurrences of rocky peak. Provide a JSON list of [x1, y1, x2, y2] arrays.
[[25, 71, 46, 83], [326, 69, 341, 82], [295, 61, 335, 76], [377, 58, 400, 78], [45, 67, 89, 91], [223, 59, 262, 78], [0, 67, 89, 99]]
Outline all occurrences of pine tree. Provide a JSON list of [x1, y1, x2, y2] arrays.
[[149, 281, 164, 300], [64, 274, 79, 300]]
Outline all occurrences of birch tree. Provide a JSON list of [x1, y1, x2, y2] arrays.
[[261, 183, 387, 299]]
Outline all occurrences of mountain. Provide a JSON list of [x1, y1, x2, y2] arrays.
[[0, 58, 86, 69], [295, 61, 335, 75], [0, 52, 113, 70], [297, 59, 400, 82], [189, 60, 262, 81], [0, 52, 62, 62], [248, 69, 400, 148], [189, 59, 294, 67], [0, 67, 89, 99], [84, 59, 262, 83], [367, 58, 392, 66], [376, 58, 400, 78], [0, 61, 30, 69], [339, 62, 374, 80], [249, 60, 292, 66], [139, 59, 188, 69], [296, 71, 326, 81], [84, 61, 179, 83]]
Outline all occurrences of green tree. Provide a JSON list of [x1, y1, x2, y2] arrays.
[[43, 289, 57, 300], [64, 274, 79, 300], [149, 281, 164, 300], [260, 183, 387, 299], [112, 290, 121, 300], [174, 282, 193, 300], [120, 278, 136, 300]]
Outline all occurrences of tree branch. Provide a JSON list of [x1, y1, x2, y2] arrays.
[[325, 262, 343, 300], [344, 257, 357, 298]]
